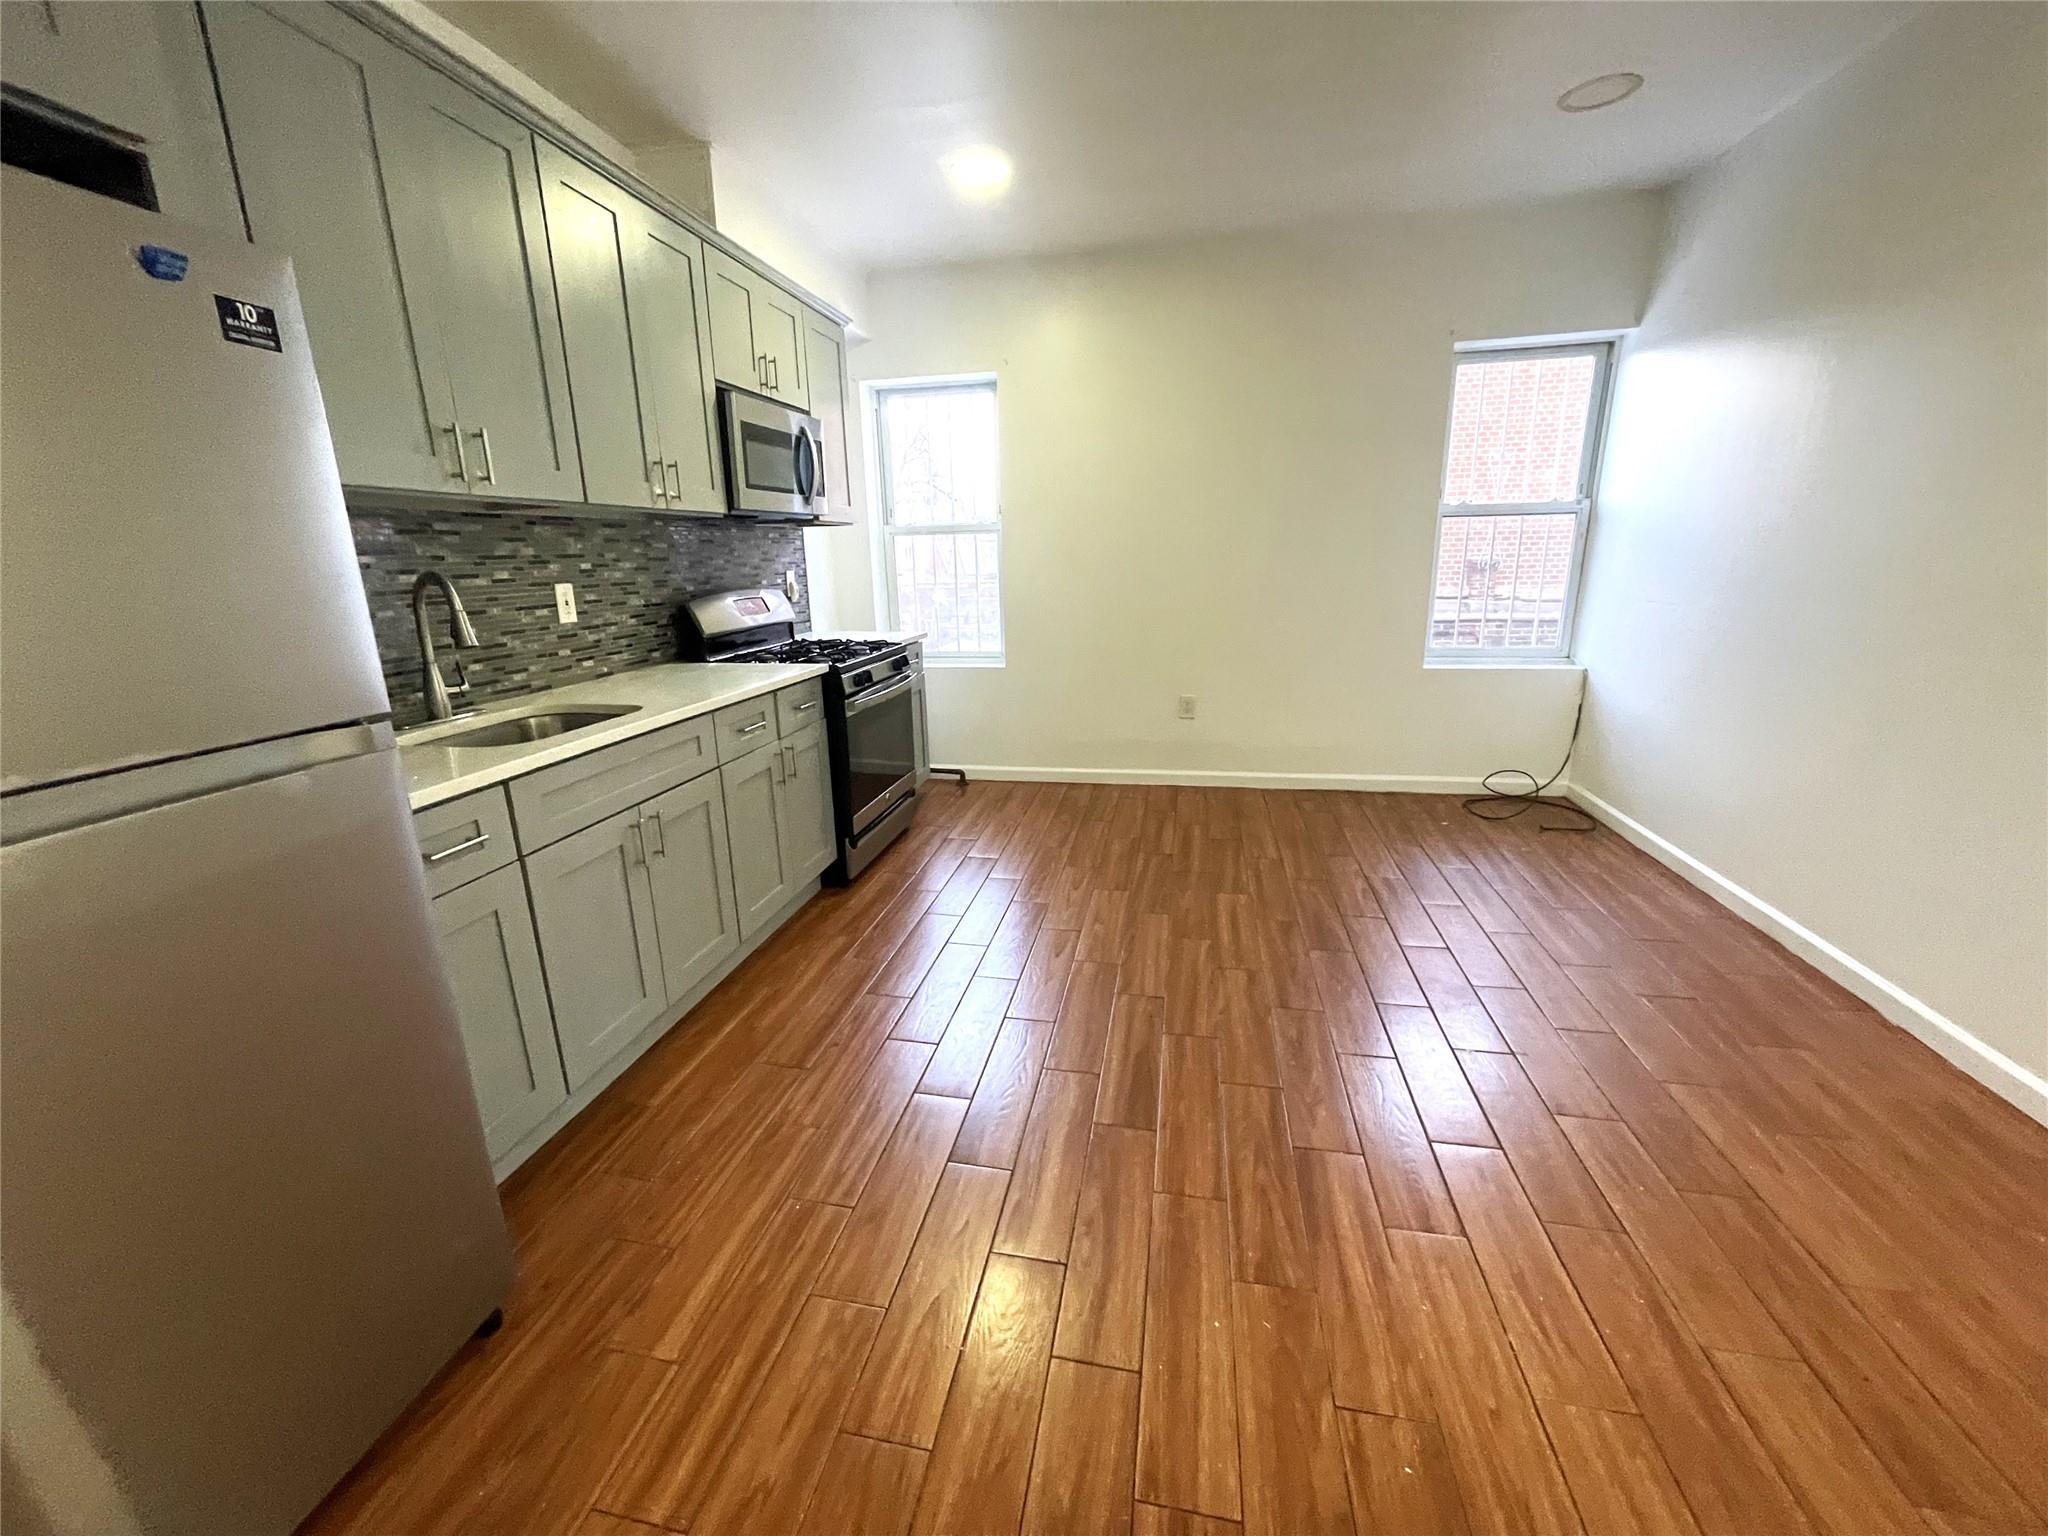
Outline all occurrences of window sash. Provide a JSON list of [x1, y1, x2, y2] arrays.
[[874, 379, 999, 532], [871, 376, 1005, 661], [1437, 341, 1610, 509], [1426, 339, 1613, 660], [882, 525, 1005, 660]]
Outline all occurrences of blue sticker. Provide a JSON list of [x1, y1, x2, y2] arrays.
[[136, 245, 189, 282]]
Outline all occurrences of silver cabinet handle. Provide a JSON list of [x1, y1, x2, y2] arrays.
[[641, 807, 665, 857], [738, 718, 770, 737], [767, 357, 780, 392], [649, 457, 669, 503], [424, 831, 490, 864], [771, 748, 785, 784], [666, 460, 684, 500], [756, 353, 769, 385], [626, 821, 646, 866], [469, 427, 496, 485], [793, 697, 818, 713], [441, 422, 469, 482]]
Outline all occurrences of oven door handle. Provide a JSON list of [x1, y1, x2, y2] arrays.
[[843, 672, 917, 717]]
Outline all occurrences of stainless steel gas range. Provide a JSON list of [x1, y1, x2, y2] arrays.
[[678, 589, 923, 881]]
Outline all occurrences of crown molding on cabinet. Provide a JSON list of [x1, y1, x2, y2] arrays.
[[341, 0, 852, 329]]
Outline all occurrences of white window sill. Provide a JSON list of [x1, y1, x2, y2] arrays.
[[925, 655, 1006, 669], [1423, 656, 1585, 671]]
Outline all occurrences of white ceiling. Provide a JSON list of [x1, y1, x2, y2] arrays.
[[433, 1, 1912, 271]]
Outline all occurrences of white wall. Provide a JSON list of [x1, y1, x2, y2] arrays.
[[1573, 6, 2048, 1108], [825, 192, 1663, 784]]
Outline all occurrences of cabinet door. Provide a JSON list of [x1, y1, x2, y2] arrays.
[[803, 309, 854, 519], [776, 722, 838, 883], [705, 246, 763, 393], [535, 143, 663, 509], [630, 212, 725, 513], [431, 863, 567, 1163], [641, 773, 741, 1003], [0, 1, 241, 231], [525, 807, 667, 1088], [205, 1, 458, 493], [395, 75, 582, 502], [755, 280, 809, 408], [720, 743, 791, 939]]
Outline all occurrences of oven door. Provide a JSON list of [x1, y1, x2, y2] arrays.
[[721, 389, 824, 517], [842, 672, 918, 839]]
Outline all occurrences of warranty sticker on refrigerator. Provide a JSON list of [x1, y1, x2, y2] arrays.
[[214, 295, 282, 352]]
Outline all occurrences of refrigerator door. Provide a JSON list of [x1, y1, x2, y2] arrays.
[[0, 747, 512, 1535], [0, 169, 389, 793]]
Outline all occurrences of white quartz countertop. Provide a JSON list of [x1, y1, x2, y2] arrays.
[[398, 661, 828, 812], [809, 628, 927, 646]]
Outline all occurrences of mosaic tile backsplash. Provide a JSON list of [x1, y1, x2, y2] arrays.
[[351, 508, 810, 726]]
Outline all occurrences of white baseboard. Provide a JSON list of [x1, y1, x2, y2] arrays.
[[942, 764, 1500, 794], [1570, 785, 2048, 1127]]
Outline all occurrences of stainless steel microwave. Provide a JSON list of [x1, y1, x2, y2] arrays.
[[719, 387, 826, 518]]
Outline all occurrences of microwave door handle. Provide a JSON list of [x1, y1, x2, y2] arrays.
[[794, 428, 818, 503]]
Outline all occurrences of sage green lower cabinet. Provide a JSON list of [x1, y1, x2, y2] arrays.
[[720, 743, 793, 940], [524, 805, 667, 1089], [778, 723, 837, 882], [429, 863, 568, 1160], [640, 772, 741, 1004]]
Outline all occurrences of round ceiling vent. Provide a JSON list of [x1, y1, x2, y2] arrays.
[[1558, 72, 1646, 113]]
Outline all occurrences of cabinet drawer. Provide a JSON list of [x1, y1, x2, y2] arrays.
[[712, 694, 780, 762], [413, 786, 516, 897], [509, 716, 716, 853], [775, 679, 824, 737]]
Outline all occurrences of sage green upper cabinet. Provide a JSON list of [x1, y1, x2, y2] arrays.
[[205, 1, 456, 493], [803, 308, 855, 521], [0, 1, 242, 233], [209, 3, 576, 501], [705, 247, 764, 396], [535, 143, 663, 509], [629, 211, 724, 514], [705, 247, 808, 408], [397, 74, 581, 502]]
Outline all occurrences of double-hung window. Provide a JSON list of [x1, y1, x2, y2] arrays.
[[871, 376, 1004, 663], [1426, 340, 1614, 660]]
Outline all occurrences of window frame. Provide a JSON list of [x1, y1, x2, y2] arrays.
[[867, 373, 1005, 667], [1423, 337, 1618, 665]]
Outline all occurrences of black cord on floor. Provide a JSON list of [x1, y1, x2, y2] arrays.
[[1461, 690, 1599, 834]]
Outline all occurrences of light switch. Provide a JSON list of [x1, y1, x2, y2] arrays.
[[554, 583, 577, 624]]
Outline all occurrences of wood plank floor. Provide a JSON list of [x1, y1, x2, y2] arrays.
[[301, 782, 2048, 1536]]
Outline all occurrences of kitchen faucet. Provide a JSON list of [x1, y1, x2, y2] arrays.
[[410, 570, 480, 721]]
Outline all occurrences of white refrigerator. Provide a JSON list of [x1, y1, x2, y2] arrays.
[[0, 170, 513, 1533]]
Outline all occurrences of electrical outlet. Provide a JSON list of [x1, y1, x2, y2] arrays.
[[1177, 695, 1197, 721], [554, 582, 577, 624]]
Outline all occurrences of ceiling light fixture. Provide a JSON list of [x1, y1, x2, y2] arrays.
[[1557, 72, 1645, 113], [941, 145, 1014, 204]]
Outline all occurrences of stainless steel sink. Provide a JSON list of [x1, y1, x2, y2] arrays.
[[436, 706, 639, 749]]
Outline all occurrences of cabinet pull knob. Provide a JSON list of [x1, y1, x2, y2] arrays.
[[425, 831, 490, 863], [627, 822, 647, 866], [793, 698, 818, 712], [738, 718, 770, 736], [649, 457, 669, 502], [757, 353, 769, 385], [641, 808, 666, 857], [666, 460, 684, 500], [442, 422, 469, 482], [469, 426, 497, 485]]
